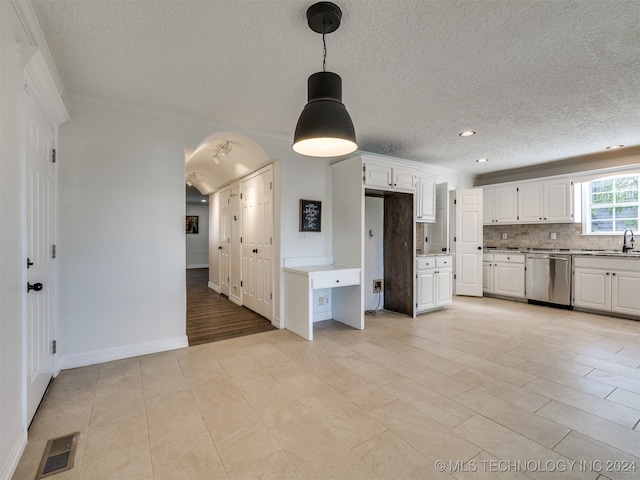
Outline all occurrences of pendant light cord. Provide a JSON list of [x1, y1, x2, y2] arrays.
[[322, 31, 327, 71]]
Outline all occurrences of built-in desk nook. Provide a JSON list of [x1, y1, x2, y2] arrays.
[[283, 259, 363, 340]]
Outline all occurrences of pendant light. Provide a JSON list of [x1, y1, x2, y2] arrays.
[[292, 2, 357, 157]]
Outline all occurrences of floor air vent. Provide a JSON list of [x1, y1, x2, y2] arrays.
[[36, 432, 79, 479]]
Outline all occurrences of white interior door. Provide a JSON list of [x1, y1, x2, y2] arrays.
[[240, 166, 273, 319], [455, 188, 483, 297], [219, 188, 230, 297], [26, 90, 55, 424]]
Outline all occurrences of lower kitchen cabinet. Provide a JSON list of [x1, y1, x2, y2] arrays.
[[573, 256, 640, 316], [416, 255, 452, 313], [483, 253, 526, 298]]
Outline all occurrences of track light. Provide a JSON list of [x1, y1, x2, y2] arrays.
[[213, 141, 232, 164], [292, 2, 357, 157], [185, 172, 198, 186]]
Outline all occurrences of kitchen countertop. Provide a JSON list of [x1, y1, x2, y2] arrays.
[[484, 247, 640, 257], [415, 252, 452, 257]]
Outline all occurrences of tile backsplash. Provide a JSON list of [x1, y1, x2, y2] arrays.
[[416, 222, 624, 253], [484, 223, 622, 250]]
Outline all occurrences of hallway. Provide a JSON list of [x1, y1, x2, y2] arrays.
[[186, 268, 276, 346]]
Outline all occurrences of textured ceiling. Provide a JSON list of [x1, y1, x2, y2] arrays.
[[31, 0, 640, 174]]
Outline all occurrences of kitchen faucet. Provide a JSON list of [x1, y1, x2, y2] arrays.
[[622, 229, 635, 253]]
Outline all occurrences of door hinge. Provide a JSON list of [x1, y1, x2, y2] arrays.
[[517, 187, 519, 192], [270, 237, 272, 245], [454, 199, 457, 205], [270, 181, 273, 190], [52, 340, 57, 355], [50, 148, 56, 164], [454, 274, 457, 279], [51, 245, 57, 259], [453, 236, 456, 242], [270, 292, 273, 300], [240, 236, 243, 243], [240, 193, 243, 199], [240, 281, 243, 287]]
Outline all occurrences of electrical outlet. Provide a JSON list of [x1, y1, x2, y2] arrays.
[[318, 296, 324, 306], [502, 232, 508, 240], [550, 232, 557, 240], [373, 279, 383, 293]]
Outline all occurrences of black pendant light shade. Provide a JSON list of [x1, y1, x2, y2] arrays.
[[292, 2, 357, 157], [293, 71, 357, 157]]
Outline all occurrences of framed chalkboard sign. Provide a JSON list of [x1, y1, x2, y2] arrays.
[[299, 199, 321, 232]]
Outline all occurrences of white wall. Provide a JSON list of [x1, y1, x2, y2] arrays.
[[186, 203, 209, 268], [56, 97, 216, 367]]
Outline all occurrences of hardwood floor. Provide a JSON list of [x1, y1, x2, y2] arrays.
[[186, 268, 276, 346]]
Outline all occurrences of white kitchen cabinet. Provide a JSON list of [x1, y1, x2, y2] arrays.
[[544, 178, 573, 222], [517, 178, 573, 223], [416, 255, 452, 313], [482, 253, 494, 294], [486, 177, 574, 225], [573, 256, 640, 316], [483, 185, 518, 224], [518, 183, 544, 223], [363, 160, 415, 193], [415, 173, 436, 222], [484, 253, 525, 298]]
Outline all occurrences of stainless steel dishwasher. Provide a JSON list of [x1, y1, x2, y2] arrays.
[[525, 254, 572, 307]]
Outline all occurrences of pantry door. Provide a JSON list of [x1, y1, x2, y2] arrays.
[[219, 187, 231, 297], [240, 166, 273, 319], [455, 188, 483, 296], [25, 83, 56, 424]]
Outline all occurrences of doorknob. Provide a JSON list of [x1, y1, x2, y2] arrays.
[[28, 282, 43, 292], [27, 258, 34, 269]]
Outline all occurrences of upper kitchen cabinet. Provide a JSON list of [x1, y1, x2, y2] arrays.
[[544, 178, 574, 222], [363, 159, 415, 193], [484, 177, 574, 225], [518, 178, 573, 223], [483, 184, 518, 224], [415, 173, 437, 222]]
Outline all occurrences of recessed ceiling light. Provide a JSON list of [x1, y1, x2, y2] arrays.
[[476, 158, 489, 163], [606, 145, 624, 150], [459, 130, 476, 137]]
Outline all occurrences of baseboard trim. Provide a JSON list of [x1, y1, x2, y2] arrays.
[[208, 281, 221, 293], [229, 294, 242, 306], [1, 429, 27, 480], [186, 264, 209, 269], [57, 336, 189, 370]]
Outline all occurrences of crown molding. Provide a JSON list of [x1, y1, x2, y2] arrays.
[[12, 0, 65, 95], [62, 92, 296, 144], [17, 43, 69, 126]]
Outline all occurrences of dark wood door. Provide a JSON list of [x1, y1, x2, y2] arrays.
[[383, 192, 414, 316]]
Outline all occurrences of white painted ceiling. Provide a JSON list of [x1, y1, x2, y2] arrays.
[[31, 0, 640, 174]]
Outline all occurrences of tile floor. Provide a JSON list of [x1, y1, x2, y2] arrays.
[[12, 297, 640, 480]]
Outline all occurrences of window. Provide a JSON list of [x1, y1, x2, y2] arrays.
[[584, 174, 639, 234]]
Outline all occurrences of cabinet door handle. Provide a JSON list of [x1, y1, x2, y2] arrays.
[[336, 279, 340, 283], [612, 272, 616, 276], [606, 272, 610, 275]]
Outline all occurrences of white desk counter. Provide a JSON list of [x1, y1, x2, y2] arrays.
[[283, 265, 363, 340]]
